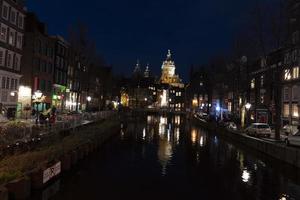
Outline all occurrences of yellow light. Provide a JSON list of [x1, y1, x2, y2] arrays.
[[18, 86, 31, 98], [191, 129, 197, 144]]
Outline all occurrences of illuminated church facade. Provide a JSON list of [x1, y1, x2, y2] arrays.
[[160, 50, 184, 88], [158, 50, 185, 111], [123, 50, 185, 112]]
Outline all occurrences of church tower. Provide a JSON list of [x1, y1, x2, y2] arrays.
[[144, 63, 150, 78], [160, 50, 184, 88]]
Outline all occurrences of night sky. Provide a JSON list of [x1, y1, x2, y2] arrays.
[[26, 0, 265, 81]]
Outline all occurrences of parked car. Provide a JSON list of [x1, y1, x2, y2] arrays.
[[226, 122, 237, 131], [281, 124, 298, 136], [285, 131, 300, 146], [245, 123, 271, 138]]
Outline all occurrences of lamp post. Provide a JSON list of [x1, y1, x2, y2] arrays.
[[32, 90, 43, 125], [245, 103, 252, 127], [86, 96, 92, 112]]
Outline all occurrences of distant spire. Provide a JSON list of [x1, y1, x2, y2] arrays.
[[166, 49, 172, 61], [133, 60, 141, 74], [144, 63, 150, 78]]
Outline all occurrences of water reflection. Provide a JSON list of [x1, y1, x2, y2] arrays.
[[51, 114, 300, 200], [190, 126, 207, 147]]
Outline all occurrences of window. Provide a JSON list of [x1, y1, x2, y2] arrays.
[[284, 87, 290, 101], [14, 54, 21, 71], [284, 69, 292, 80], [2, 2, 9, 20], [292, 31, 300, 44], [16, 33, 22, 49], [8, 29, 15, 46], [40, 79, 46, 91], [283, 104, 290, 117], [292, 50, 298, 62], [251, 78, 255, 89], [1, 77, 5, 89], [293, 67, 299, 79], [10, 8, 16, 24], [292, 85, 299, 101], [14, 79, 17, 90], [18, 14, 24, 29], [6, 51, 13, 69], [0, 48, 5, 66], [47, 81, 52, 92], [48, 63, 52, 73], [10, 78, 14, 90], [260, 75, 264, 86], [35, 40, 42, 53], [40, 61, 46, 72], [6, 77, 9, 89], [292, 104, 299, 118], [33, 58, 40, 71], [0, 24, 7, 42]]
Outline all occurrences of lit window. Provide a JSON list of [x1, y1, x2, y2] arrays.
[[293, 67, 299, 79], [251, 79, 255, 89], [283, 104, 290, 117], [292, 104, 299, 118], [284, 69, 292, 80]]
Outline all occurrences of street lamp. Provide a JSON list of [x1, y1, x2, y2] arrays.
[[245, 103, 252, 127], [32, 90, 44, 125], [87, 96, 92, 102], [245, 103, 252, 110], [86, 96, 92, 112]]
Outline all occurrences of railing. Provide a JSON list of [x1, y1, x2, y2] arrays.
[[0, 111, 116, 156]]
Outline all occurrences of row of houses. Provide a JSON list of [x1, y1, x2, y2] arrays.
[[186, 0, 300, 129], [0, 0, 114, 119]]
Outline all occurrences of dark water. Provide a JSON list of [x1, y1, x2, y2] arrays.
[[35, 115, 300, 200]]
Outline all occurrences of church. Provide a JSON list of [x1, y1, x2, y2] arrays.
[[123, 50, 185, 112], [158, 50, 185, 111]]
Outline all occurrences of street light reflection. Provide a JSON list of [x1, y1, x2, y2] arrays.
[[242, 169, 250, 183], [191, 129, 197, 144]]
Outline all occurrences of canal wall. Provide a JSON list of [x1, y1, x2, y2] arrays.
[[193, 118, 300, 169], [0, 116, 121, 200]]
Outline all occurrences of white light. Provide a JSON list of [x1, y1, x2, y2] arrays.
[[19, 86, 31, 97], [10, 92, 15, 97], [87, 96, 92, 102], [145, 98, 148, 101], [242, 169, 250, 183], [245, 103, 252, 110], [216, 106, 221, 112], [34, 90, 43, 99]]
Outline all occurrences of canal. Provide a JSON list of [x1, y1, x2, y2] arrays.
[[35, 114, 300, 200]]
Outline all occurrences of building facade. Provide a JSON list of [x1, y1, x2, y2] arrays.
[[20, 13, 54, 116], [52, 35, 68, 111], [0, 0, 25, 118]]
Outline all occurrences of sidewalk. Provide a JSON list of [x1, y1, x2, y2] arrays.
[[193, 116, 300, 169], [0, 111, 116, 156]]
